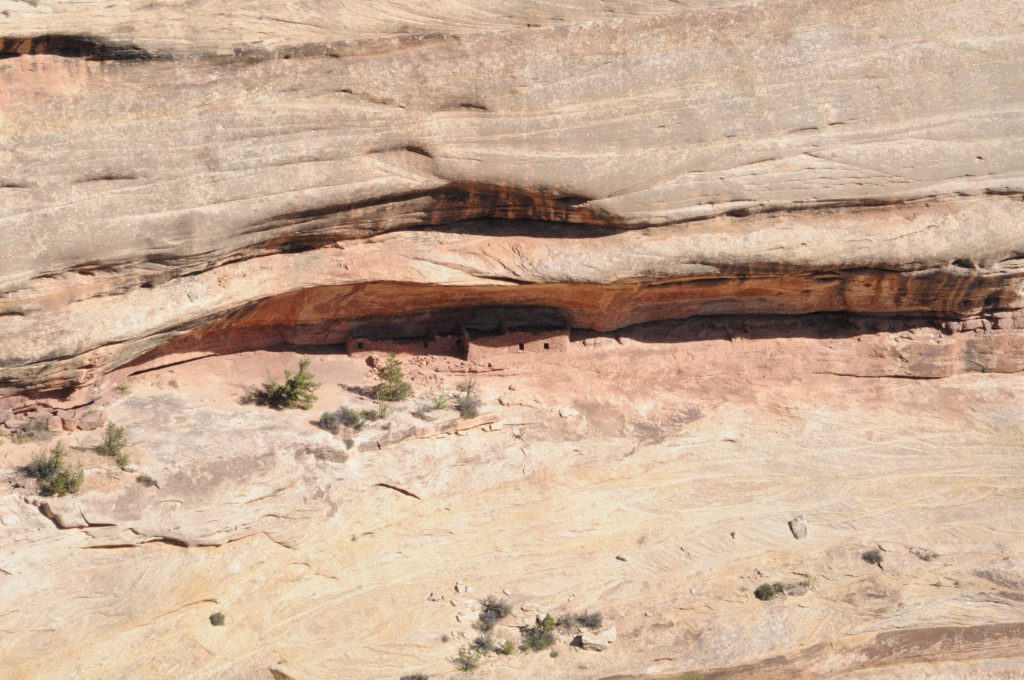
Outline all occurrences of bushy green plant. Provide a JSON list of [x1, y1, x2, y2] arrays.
[[520, 614, 557, 652], [319, 406, 369, 434], [26, 444, 64, 480], [244, 358, 319, 409], [209, 612, 225, 626], [373, 353, 412, 402], [498, 640, 516, 655], [863, 549, 884, 567], [754, 582, 786, 601], [98, 422, 127, 458], [26, 442, 84, 496], [47, 465, 85, 496], [471, 634, 498, 654], [476, 596, 512, 632], [451, 647, 480, 672], [455, 379, 482, 419], [557, 611, 603, 631]]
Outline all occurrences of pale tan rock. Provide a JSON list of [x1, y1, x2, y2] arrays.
[[77, 411, 105, 431], [575, 632, 608, 651]]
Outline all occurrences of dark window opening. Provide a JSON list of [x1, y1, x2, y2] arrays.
[[356, 341, 364, 350], [543, 343, 550, 349], [518, 343, 525, 351]]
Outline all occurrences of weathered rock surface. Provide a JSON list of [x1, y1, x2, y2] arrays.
[[2, 348, 1024, 679], [1, 0, 1023, 401], [2, 2, 1024, 679]]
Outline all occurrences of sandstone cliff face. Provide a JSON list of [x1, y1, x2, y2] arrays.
[[1, 0, 1023, 403], [3, 4, 1024, 679]]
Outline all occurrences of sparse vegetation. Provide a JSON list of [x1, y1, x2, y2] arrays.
[[115, 450, 131, 469], [374, 353, 413, 402], [549, 649, 558, 658], [476, 596, 512, 632], [25, 442, 84, 496], [14, 418, 52, 444], [912, 547, 939, 562], [242, 358, 320, 409], [400, 675, 429, 680], [318, 406, 371, 434], [136, 474, 159, 488], [520, 614, 557, 652], [451, 647, 480, 672], [98, 422, 131, 469], [432, 394, 449, 410], [471, 634, 498, 654], [557, 611, 603, 631], [754, 582, 786, 601], [862, 549, 884, 567], [455, 379, 482, 419], [209, 612, 225, 626], [98, 422, 127, 456], [498, 640, 516, 655]]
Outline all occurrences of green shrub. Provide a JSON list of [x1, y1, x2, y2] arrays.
[[374, 353, 412, 402], [209, 612, 225, 626], [432, 394, 449, 410], [754, 582, 786, 601], [476, 596, 512, 632], [451, 647, 480, 672], [47, 465, 85, 496], [319, 406, 369, 434], [520, 614, 557, 652], [498, 640, 516, 655], [26, 442, 84, 496], [557, 611, 603, 630], [98, 422, 127, 458], [455, 379, 482, 419], [243, 358, 319, 409], [862, 549, 884, 566], [26, 444, 64, 480], [471, 634, 497, 654]]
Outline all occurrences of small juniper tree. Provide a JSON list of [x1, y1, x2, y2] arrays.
[[245, 358, 320, 409], [99, 422, 127, 458], [520, 614, 557, 652], [373, 353, 412, 402]]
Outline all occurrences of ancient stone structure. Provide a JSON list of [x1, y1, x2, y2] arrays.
[[1, 0, 1023, 408], [2, 3, 1024, 679]]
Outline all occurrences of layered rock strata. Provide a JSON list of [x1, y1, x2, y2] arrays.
[[1, 0, 1023, 402]]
